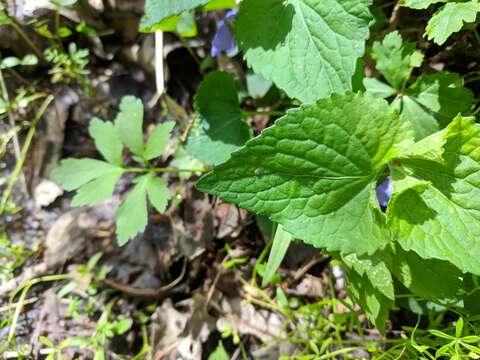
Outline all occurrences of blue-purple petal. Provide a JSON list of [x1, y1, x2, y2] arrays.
[[376, 177, 393, 208], [211, 10, 237, 57]]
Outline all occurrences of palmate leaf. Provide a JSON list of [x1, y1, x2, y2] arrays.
[[186, 71, 252, 165], [146, 176, 170, 213], [197, 92, 414, 255], [71, 169, 123, 206], [114, 96, 145, 157], [407, 72, 474, 123], [390, 116, 480, 275], [51, 158, 122, 191], [144, 121, 175, 161], [236, 0, 372, 103], [89, 117, 123, 166], [366, 32, 474, 140], [116, 173, 170, 245], [371, 31, 422, 90], [116, 175, 149, 246], [51, 159, 124, 206], [396, 72, 474, 140]]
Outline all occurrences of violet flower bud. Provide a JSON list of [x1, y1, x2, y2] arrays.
[[211, 10, 237, 57]]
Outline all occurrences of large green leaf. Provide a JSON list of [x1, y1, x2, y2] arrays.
[[197, 92, 414, 255], [235, 0, 372, 103], [88, 117, 124, 166], [371, 31, 422, 90], [425, 1, 480, 45], [186, 71, 252, 165], [114, 96, 145, 157], [51, 159, 122, 191], [116, 175, 150, 246], [140, 0, 209, 32], [390, 116, 480, 275]]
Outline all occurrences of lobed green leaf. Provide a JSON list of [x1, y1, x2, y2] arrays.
[[114, 96, 145, 157], [88, 117, 124, 166]]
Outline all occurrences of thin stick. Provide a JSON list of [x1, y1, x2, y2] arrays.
[[0, 95, 54, 215], [7, 273, 70, 344], [0, 64, 23, 172], [9, 21, 44, 60]]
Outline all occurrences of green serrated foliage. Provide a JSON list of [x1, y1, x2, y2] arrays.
[[345, 264, 392, 333], [396, 72, 474, 140], [71, 169, 123, 207], [390, 116, 480, 275], [145, 121, 175, 161], [367, 32, 474, 141], [197, 92, 414, 255], [262, 225, 292, 287], [116, 174, 170, 245], [425, 1, 480, 45], [407, 72, 474, 124], [362, 78, 396, 99], [114, 96, 145, 157], [235, 0, 372, 103], [51, 159, 122, 191], [140, 0, 209, 32], [186, 71, 252, 165], [371, 31, 422, 90], [146, 174, 170, 213], [88, 117, 124, 166], [116, 175, 150, 246]]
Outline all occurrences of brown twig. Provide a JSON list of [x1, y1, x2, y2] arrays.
[[102, 258, 187, 299]]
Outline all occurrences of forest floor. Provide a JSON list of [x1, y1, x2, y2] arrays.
[[1, 0, 478, 359]]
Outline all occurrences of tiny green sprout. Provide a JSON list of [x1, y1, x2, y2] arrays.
[[52, 96, 205, 246]]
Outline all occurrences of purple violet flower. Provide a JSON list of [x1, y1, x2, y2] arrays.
[[376, 176, 393, 209], [211, 10, 237, 57]]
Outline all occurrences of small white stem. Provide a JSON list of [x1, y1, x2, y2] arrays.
[[155, 30, 164, 95]]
